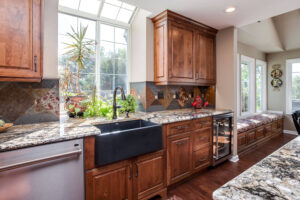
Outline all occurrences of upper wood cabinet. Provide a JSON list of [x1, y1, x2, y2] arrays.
[[0, 0, 42, 82], [152, 10, 217, 86]]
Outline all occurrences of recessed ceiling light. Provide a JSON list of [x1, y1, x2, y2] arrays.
[[225, 7, 236, 13]]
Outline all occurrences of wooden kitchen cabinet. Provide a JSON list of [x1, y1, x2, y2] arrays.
[[167, 133, 192, 185], [133, 151, 166, 200], [85, 160, 133, 200], [84, 136, 166, 200], [152, 10, 217, 86], [0, 0, 42, 82], [194, 33, 216, 84]]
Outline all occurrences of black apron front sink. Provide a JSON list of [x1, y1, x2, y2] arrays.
[[94, 120, 162, 166]]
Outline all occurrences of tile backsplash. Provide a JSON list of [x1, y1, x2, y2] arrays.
[[130, 82, 215, 112], [0, 79, 60, 124]]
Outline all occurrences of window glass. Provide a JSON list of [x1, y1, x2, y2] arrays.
[[58, 13, 96, 96], [256, 65, 262, 112], [79, 0, 101, 15], [101, 3, 120, 20], [59, 0, 80, 9], [292, 63, 300, 111], [117, 9, 133, 23], [241, 63, 250, 113]]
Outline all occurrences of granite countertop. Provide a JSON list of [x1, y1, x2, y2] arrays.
[[0, 108, 232, 152], [213, 136, 300, 200]]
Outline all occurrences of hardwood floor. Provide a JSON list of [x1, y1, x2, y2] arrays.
[[167, 134, 297, 200]]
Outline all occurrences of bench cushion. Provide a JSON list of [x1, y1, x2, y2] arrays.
[[237, 113, 283, 134]]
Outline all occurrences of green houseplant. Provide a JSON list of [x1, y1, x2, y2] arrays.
[[63, 24, 95, 117]]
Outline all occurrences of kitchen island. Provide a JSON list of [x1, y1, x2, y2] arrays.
[[213, 136, 300, 200]]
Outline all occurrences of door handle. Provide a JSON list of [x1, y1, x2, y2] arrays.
[[34, 56, 37, 72], [135, 162, 138, 177], [129, 164, 132, 179], [0, 149, 82, 172]]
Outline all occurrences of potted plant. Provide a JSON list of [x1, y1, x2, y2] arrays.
[[63, 23, 95, 117]]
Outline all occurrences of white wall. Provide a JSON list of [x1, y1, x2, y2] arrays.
[[43, 0, 59, 79], [130, 9, 153, 82], [267, 49, 300, 132], [237, 42, 266, 61], [216, 27, 238, 157]]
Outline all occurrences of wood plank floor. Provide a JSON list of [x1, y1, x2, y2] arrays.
[[167, 134, 297, 200]]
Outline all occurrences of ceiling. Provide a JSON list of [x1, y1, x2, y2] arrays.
[[124, 0, 300, 30], [238, 9, 300, 53]]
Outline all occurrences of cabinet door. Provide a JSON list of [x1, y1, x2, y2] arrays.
[[194, 33, 215, 84], [256, 126, 265, 140], [0, 0, 42, 81], [86, 162, 132, 200], [169, 23, 194, 82], [167, 133, 192, 185], [238, 132, 247, 151], [134, 151, 165, 200], [247, 130, 256, 144], [265, 123, 272, 137]]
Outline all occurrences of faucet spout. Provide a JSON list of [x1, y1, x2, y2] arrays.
[[113, 87, 126, 119]]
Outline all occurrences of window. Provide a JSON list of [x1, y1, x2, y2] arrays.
[[256, 60, 267, 112], [58, 0, 135, 98], [286, 58, 300, 114], [58, 0, 136, 25], [241, 62, 250, 113], [238, 55, 266, 116]]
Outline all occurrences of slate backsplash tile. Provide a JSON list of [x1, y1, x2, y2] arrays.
[[0, 79, 60, 124], [130, 81, 215, 112]]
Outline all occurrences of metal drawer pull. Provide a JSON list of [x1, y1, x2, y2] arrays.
[[0, 149, 82, 172], [129, 164, 132, 179], [176, 141, 186, 145], [175, 125, 188, 130], [199, 158, 207, 162], [135, 162, 138, 177]]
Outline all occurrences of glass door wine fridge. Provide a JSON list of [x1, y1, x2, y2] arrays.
[[213, 113, 233, 166]]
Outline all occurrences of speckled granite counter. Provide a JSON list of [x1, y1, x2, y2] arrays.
[[0, 108, 232, 152], [213, 136, 300, 200]]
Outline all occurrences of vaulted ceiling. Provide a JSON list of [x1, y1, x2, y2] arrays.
[[238, 9, 300, 53], [124, 0, 300, 30]]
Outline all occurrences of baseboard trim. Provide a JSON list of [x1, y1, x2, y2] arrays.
[[229, 155, 239, 162], [283, 130, 298, 135]]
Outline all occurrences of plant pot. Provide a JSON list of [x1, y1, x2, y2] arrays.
[[65, 95, 87, 117]]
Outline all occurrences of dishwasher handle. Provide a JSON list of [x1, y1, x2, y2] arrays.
[[0, 149, 82, 172]]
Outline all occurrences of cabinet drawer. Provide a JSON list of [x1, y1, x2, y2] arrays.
[[194, 117, 212, 129], [167, 121, 195, 136], [265, 123, 272, 136], [193, 148, 210, 170], [193, 127, 211, 151]]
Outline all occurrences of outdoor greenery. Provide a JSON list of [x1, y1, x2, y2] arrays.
[[241, 63, 249, 113], [63, 24, 95, 95], [256, 66, 262, 112], [292, 75, 300, 100]]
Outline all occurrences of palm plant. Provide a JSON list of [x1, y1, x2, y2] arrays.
[[64, 23, 95, 95]]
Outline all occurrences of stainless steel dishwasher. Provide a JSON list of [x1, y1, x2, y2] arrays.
[[0, 139, 84, 200]]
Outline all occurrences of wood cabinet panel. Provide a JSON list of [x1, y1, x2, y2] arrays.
[[256, 126, 265, 140], [193, 147, 210, 171], [265, 123, 272, 137], [152, 10, 217, 86], [247, 130, 256, 144], [167, 133, 192, 185], [194, 117, 212, 129], [0, 0, 42, 82], [85, 162, 132, 200], [167, 120, 195, 136], [194, 34, 215, 84], [134, 151, 165, 199], [192, 127, 211, 151], [238, 132, 247, 151], [169, 23, 194, 81]]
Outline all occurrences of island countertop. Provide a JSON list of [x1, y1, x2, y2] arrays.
[[0, 108, 232, 152], [213, 136, 300, 200]]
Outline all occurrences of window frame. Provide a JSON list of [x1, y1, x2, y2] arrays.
[[237, 55, 267, 117], [58, 11, 131, 96], [255, 59, 267, 113], [286, 58, 300, 114]]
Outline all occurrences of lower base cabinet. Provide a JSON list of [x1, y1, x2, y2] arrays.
[[85, 150, 166, 200], [238, 119, 284, 153]]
